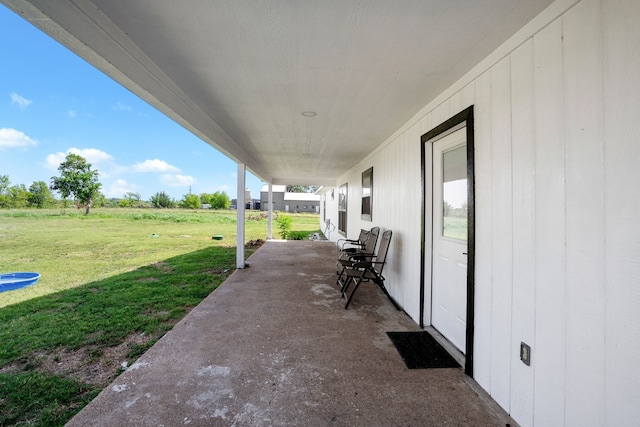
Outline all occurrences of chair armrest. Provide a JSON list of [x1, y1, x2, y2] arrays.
[[341, 244, 365, 252], [338, 238, 361, 249], [348, 252, 375, 261]]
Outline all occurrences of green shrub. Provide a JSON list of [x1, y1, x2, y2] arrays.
[[287, 230, 309, 240], [180, 194, 201, 209], [150, 191, 175, 208], [275, 214, 292, 239]]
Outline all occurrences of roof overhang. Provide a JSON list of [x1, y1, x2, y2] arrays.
[[2, 0, 554, 186]]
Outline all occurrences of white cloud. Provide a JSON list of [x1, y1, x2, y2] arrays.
[[160, 174, 196, 187], [114, 102, 132, 112], [45, 152, 66, 170], [10, 92, 32, 110], [45, 147, 113, 170], [68, 110, 77, 118], [68, 147, 113, 164], [131, 159, 180, 173], [105, 179, 139, 198], [0, 128, 38, 150]]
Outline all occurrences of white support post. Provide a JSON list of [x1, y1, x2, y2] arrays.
[[236, 163, 246, 269], [267, 183, 273, 239]]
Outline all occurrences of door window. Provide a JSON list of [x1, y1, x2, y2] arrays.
[[338, 183, 348, 235], [442, 145, 468, 241]]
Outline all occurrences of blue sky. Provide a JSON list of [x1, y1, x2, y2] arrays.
[[0, 5, 264, 202]]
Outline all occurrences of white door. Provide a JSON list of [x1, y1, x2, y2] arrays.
[[431, 128, 468, 353]]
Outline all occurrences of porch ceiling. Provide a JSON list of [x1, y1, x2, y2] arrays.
[[3, 0, 553, 185]]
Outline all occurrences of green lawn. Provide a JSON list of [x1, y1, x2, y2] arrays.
[[0, 208, 321, 426], [443, 216, 468, 241]]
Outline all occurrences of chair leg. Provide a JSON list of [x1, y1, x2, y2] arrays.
[[344, 278, 362, 309], [336, 256, 348, 275], [340, 275, 352, 296], [336, 265, 349, 289]]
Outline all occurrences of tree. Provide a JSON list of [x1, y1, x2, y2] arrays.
[[210, 191, 231, 209], [286, 185, 319, 193], [0, 175, 10, 208], [150, 191, 175, 208], [0, 175, 9, 194], [443, 200, 453, 217], [180, 193, 201, 209], [28, 181, 54, 208], [122, 192, 142, 208], [94, 192, 107, 208], [460, 202, 468, 217], [199, 193, 213, 206], [7, 184, 29, 208], [50, 153, 102, 215]]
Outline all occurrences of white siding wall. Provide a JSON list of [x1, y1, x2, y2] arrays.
[[603, 1, 640, 424], [320, 190, 339, 241], [323, 0, 640, 425], [331, 123, 424, 319]]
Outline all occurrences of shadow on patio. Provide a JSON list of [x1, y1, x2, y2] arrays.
[[67, 240, 513, 426]]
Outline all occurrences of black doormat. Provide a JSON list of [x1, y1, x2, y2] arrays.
[[386, 331, 461, 369]]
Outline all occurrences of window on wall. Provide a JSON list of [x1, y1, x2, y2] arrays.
[[361, 167, 373, 221], [323, 198, 326, 220], [338, 183, 348, 235]]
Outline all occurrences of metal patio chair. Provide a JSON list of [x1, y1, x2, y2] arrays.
[[336, 226, 380, 277], [336, 228, 369, 260], [337, 230, 399, 309]]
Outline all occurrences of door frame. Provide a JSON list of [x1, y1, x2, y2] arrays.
[[420, 106, 475, 376]]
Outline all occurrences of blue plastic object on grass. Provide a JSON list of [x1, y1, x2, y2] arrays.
[[0, 272, 41, 293]]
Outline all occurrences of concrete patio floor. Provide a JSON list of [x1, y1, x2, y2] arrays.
[[67, 240, 515, 426]]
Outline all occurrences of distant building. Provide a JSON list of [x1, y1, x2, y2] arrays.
[[231, 189, 260, 210], [260, 185, 320, 213], [230, 199, 261, 210]]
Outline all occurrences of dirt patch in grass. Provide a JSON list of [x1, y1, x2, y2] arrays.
[[152, 261, 173, 273], [0, 333, 154, 387], [136, 277, 159, 282], [246, 239, 265, 248], [205, 268, 230, 275]]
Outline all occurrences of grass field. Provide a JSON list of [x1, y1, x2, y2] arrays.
[[443, 216, 468, 241], [0, 208, 321, 426]]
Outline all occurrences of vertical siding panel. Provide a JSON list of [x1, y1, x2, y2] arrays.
[[490, 57, 513, 411], [473, 71, 493, 391], [421, 113, 434, 326], [382, 142, 395, 233], [562, 1, 606, 425], [439, 98, 452, 124], [418, 112, 434, 138], [461, 83, 475, 112], [380, 141, 394, 295], [602, 0, 640, 424], [407, 126, 423, 319], [387, 135, 401, 305], [533, 19, 566, 426], [449, 89, 463, 116], [347, 166, 360, 240], [509, 39, 536, 427], [386, 128, 422, 319], [365, 113, 450, 323], [431, 103, 444, 129]]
